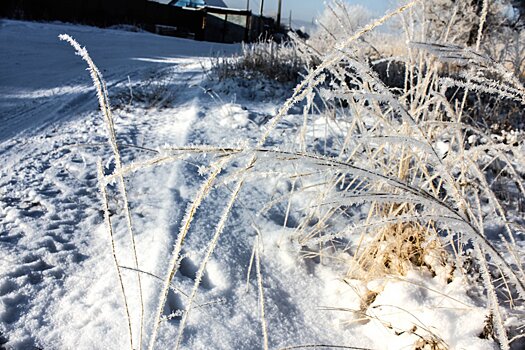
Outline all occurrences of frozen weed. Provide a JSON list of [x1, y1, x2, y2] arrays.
[[237, 0, 524, 347], [60, 34, 145, 350]]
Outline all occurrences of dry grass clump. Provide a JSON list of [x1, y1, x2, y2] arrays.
[[414, 336, 448, 350], [211, 39, 306, 83], [351, 220, 448, 280]]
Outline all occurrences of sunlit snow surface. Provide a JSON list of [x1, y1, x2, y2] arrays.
[[0, 19, 511, 350]]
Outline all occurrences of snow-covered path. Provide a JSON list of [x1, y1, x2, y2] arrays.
[[0, 20, 236, 141], [0, 20, 242, 348]]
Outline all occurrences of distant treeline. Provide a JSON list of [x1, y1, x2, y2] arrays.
[[0, 0, 205, 37]]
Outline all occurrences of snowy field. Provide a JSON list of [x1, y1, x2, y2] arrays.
[[0, 19, 523, 350]]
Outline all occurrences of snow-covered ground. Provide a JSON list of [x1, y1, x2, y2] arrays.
[[0, 19, 519, 350], [0, 20, 237, 142]]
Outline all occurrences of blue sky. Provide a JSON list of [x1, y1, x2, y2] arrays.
[[222, 0, 394, 23]]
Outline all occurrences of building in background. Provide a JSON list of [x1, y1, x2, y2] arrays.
[[168, 0, 272, 43], [0, 0, 276, 43]]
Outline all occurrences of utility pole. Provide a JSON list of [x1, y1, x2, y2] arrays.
[[246, 0, 251, 42], [289, 9, 292, 29], [259, 0, 265, 36], [276, 0, 282, 31]]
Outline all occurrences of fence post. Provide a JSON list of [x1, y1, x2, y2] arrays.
[[222, 13, 228, 42], [245, 12, 251, 42]]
